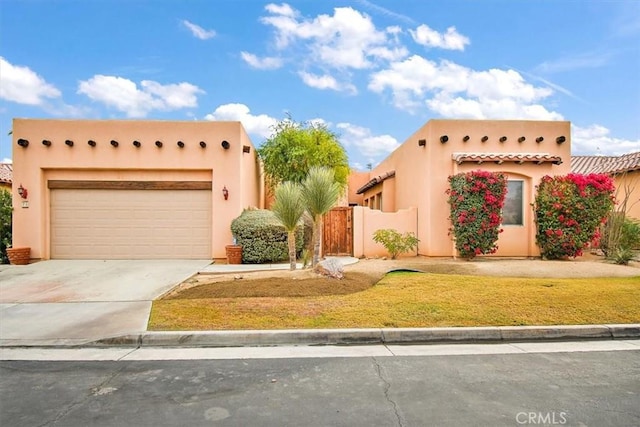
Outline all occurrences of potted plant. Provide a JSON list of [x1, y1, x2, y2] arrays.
[[6, 246, 30, 265], [225, 238, 242, 264]]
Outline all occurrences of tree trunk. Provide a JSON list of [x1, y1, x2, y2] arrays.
[[312, 216, 323, 267], [288, 230, 297, 271]]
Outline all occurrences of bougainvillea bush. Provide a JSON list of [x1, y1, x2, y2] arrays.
[[534, 173, 615, 259], [447, 171, 507, 259]]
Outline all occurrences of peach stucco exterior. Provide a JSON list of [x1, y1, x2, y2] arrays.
[[12, 119, 262, 260], [616, 171, 640, 220], [352, 120, 572, 258]]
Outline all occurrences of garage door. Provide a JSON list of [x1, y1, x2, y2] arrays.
[[51, 189, 211, 259]]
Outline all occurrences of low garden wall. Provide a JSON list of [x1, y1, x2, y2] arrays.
[[352, 206, 418, 258]]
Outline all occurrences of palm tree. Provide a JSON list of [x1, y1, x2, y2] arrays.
[[271, 181, 306, 270], [302, 166, 341, 267]]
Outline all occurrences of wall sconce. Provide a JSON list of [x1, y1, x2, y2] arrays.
[[65, 139, 74, 147], [518, 136, 526, 143], [243, 145, 251, 153], [200, 141, 207, 148], [481, 136, 488, 142], [42, 139, 52, 147], [155, 140, 163, 148], [556, 136, 566, 144], [222, 186, 229, 200], [17, 184, 28, 199], [177, 141, 185, 148], [462, 135, 470, 142], [133, 140, 141, 148], [440, 135, 448, 143], [418, 139, 426, 147], [499, 136, 507, 143], [17, 138, 29, 147], [111, 140, 119, 147], [88, 140, 97, 147], [536, 137, 544, 143], [221, 140, 230, 149]]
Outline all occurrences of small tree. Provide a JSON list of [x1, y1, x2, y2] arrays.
[[372, 229, 419, 259], [0, 189, 12, 264], [271, 182, 306, 270], [302, 166, 341, 267]]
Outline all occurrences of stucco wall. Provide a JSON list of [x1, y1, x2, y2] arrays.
[[12, 119, 261, 259], [614, 170, 640, 221], [352, 206, 418, 258]]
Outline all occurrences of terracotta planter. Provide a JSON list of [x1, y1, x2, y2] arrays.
[[225, 245, 243, 264], [7, 247, 31, 265]]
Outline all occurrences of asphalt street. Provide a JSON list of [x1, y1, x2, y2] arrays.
[[1, 343, 638, 427]]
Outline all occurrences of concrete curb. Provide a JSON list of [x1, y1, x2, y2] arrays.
[[86, 324, 640, 348]]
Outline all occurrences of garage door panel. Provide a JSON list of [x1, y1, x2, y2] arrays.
[[51, 189, 212, 259]]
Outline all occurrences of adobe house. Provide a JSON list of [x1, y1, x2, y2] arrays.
[[11, 119, 263, 260], [572, 152, 640, 220], [349, 119, 572, 258]]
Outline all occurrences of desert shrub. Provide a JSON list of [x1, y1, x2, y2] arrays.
[[0, 189, 12, 264], [447, 171, 507, 259], [230, 209, 304, 264], [611, 247, 636, 265], [534, 173, 615, 259], [372, 229, 419, 259]]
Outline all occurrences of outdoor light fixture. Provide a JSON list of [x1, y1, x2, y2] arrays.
[[221, 140, 230, 149], [133, 140, 141, 148], [462, 135, 470, 142], [222, 186, 229, 200], [556, 136, 566, 144], [17, 138, 29, 147], [42, 139, 52, 147], [518, 136, 526, 143], [111, 140, 119, 147], [243, 145, 251, 153], [440, 135, 448, 143], [418, 139, 426, 147], [200, 141, 207, 148], [177, 141, 185, 148], [536, 137, 544, 143], [499, 136, 507, 143], [481, 136, 488, 142], [155, 140, 163, 148], [65, 139, 74, 147], [17, 184, 28, 199], [88, 140, 97, 147]]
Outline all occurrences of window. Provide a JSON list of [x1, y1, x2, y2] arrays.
[[503, 181, 523, 225], [376, 192, 382, 210]]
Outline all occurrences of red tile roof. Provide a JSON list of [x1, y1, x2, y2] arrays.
[[571, 152, 640, 175], [0, 163, 12, 185], [452, 153, 563, 165], [356, 170, 396, 194]]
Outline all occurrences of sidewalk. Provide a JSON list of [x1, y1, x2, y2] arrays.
[[198, 256, 359, 274]]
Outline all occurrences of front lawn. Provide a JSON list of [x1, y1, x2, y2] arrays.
[[148, 272, 640, 330]]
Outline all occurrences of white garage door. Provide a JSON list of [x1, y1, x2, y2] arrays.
[[51, 189, 212, 259]]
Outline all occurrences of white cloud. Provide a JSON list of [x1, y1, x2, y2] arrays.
[[355, 0, 416, 25], [265, 3, 297, 17], [204, 103, 277, 139], [369, 55, 562, 120], [77, 75, 203, 117], [410, 24, 469, 51], [572, 124, 640, 155], [240, 52, 283, 70], [1, 158, 12, 164], [298, 71, 357, 94], [336, 122, 400, 159], [182, 20, 216, 40], [0, 57, 61, 105]]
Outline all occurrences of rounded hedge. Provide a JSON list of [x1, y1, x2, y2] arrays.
[[230, 209, 304, 264]]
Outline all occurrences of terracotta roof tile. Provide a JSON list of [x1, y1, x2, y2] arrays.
[[571, 152, 640, 175], [356, 170, 395, 194], [0, 163, 12, 184], [452, 152, 563, 165]]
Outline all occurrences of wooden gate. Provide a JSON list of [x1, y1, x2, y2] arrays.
[[323, 207, 353, 256]]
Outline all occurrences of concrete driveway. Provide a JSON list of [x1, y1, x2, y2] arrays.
[[0, 260, 211, 346]]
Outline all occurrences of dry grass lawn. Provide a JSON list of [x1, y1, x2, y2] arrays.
[[149, 270, 640, 330]]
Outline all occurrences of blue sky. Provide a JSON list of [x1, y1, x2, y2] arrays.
[[1, 0, 638, 169]]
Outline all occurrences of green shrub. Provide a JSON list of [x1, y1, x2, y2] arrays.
[[620, 218, 640, 250], [372, 229, 419, 259], [0, 189, 12, 264], [230, 209, 304, 264], [611, 247, 636, 265]]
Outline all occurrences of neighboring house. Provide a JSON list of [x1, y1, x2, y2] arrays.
[[0, 163, 12, 191], [348, 119, 571, 258], [571, 151, 640, 220], [11, 119, 263, 260]]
